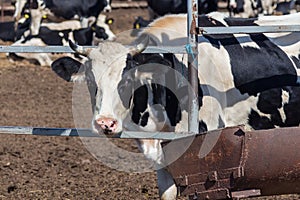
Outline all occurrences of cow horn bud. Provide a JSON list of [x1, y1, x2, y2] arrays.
[[129, 34, 149, 56], [69, 40, 91, 56]]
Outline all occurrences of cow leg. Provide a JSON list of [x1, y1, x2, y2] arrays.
[[137, 139, 177, 199], [156, 168, 177, 200]]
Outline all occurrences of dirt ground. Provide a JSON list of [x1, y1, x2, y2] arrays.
[[0, 3, 299, 200]]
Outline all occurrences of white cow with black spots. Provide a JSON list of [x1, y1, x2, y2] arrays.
[[51, 12, 300, 199]]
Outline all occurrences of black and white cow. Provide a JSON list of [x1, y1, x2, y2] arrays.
[[228, 0, 263, 17], [0, 15, 31, 42], [230, 0, 299, 17], [133, 16, 152, 30], [51, 12, 300, 199], [13, 0, 111, 35], [8, 22, 108, 66], [147, 0, 219, 19], [273, 0, 297, 15], [131, 16, 152, 37]]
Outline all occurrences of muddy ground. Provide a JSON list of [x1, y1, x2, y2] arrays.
[[0, 3, 299, 200]]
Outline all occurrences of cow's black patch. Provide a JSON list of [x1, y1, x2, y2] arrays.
[[73, 28, 94, 45], [146, 0, 217, 18], [282, 86, 300, 127], [291, 56, 300, 69], [0, 18, 30, 42], [42, 0, 108, 19], [198, 14, 298, 96], [248, 109, 275, 130], [119, 53, 195, 128], [199, 120, 208, 133], [252, 86, 300, 129], [38, 27, 71, 45], [131, 85, 148, 125], [93, 25, 109, 41], [256, 88, 284, 127], [140, 112, 150, 127], [224, 17, 257, 26]]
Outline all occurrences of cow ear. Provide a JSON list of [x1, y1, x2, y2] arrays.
[[51, 56, 84, 82]]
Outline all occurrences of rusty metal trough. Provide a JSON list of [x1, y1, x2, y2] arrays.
[[162, 126, 300, 199]]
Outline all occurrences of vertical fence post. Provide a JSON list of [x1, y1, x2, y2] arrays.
[[187, 0, 199, 133]]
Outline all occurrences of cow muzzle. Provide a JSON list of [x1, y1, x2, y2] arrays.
[[95, 117, 118, 134]]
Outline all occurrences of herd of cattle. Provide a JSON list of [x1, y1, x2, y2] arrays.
[[1, 0, 300, 200], [0, 0, 299, 66]]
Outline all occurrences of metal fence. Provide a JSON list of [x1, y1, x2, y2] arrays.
[[0, 0, 300, 139]]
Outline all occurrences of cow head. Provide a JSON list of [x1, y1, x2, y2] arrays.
[[96, 14, 116, 41], [103, 0, 112, 12], [50, 38, 148, 134], [51, 37, 186, 135]]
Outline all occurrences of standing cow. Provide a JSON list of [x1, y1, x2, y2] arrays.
[[13, 0, 111, 35], [51, 12, 300, 199], [228, 0, 263, 17]]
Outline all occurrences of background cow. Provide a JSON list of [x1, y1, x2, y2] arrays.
[[50, 12, 300, 199], [13, 0, 111, 35], [228, 0, 263, 17], [230, 0, 300, 17], [273, 0, 297, 15], [7, 21, 109, 66], [0, 15, 30, 42]]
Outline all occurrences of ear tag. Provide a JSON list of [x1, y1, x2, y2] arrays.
[[107, 19, 113, 24]]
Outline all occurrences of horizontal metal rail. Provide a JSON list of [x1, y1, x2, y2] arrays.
[[199, 25, 300, 34], [0, 25, 299, 53], [0, 126, 192, 140], [0, 45, 187, 54]]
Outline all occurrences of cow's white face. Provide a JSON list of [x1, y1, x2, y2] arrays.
[[84, 42, 130, 134], [85, 41, 175, 134]]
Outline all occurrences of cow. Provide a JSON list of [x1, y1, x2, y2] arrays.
[[95, 14, 116, 42], [133, 16, 152, 30], [0, 15, 30, 42], [131, 16, 152, 36], [51, 12, 300, 199], [228, 0, 263, 17], [8, 23, 108, 66], [259, 0, 276, 15], [13, 0, 111, 35], [147, 0, 219, 19], [103, 0, 112, 13], [273, 0, 297, 15]]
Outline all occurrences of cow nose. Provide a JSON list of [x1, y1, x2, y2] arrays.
[[96, 117, 118, 133]]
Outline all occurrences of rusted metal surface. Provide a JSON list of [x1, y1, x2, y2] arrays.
[[162, 126, 300, 199]]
